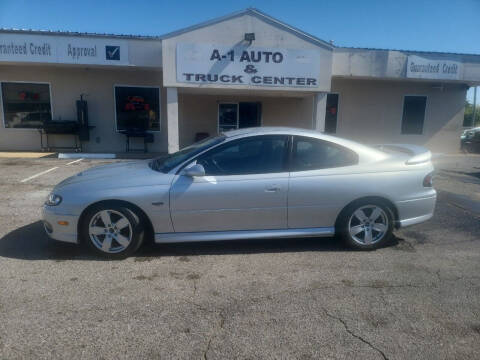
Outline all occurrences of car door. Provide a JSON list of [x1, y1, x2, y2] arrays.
[[287, 136, 359, 229], [170, 135, 289, 232]]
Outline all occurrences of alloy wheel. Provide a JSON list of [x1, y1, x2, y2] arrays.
[[348, 205, 388, 245], [88, 209, 133, 254]]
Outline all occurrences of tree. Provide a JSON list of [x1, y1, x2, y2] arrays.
[[464, 101, 480, 127]]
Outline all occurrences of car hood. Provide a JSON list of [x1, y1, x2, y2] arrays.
[[55, 160, 173, 190]]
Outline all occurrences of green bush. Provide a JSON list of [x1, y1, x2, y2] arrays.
[[464, 101, 480, 127]]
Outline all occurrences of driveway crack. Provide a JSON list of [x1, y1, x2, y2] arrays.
[[322, 308, 389, 360], [203, 311, 225, 360]]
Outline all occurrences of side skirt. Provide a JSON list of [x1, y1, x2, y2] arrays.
[[154, 227, 335, 244]]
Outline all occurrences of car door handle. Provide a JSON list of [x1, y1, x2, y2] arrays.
[[265, 186, 281, 192]]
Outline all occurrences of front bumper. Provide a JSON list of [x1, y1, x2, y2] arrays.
[[395, 192, 437, 228], [42, 206, 79, 244]]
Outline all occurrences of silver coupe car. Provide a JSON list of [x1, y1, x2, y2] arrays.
[[43, 127, 436, 258]]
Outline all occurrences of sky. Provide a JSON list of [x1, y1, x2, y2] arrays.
[[1, 0, 479, 101]]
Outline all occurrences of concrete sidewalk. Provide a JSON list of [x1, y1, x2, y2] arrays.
[[0, 152, 55, 158]]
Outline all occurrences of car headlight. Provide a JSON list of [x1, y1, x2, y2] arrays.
[[45, 193, 62, 206]]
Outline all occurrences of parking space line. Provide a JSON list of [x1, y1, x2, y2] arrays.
[[66, 158, 84, 165], [20, 167, 59, 183]]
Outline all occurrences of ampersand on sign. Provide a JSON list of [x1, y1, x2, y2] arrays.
[[243, 65, 258, 74]]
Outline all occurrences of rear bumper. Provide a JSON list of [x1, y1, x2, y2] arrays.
[[395, 192, 436, 228], [42, 206, 79, 244]]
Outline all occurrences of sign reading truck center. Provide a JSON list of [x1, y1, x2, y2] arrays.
[[176, 43, 321, 88]]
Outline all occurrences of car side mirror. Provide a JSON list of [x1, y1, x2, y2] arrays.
[[183, 164, 206, 177]]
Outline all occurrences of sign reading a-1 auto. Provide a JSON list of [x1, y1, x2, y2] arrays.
[[176, 43, 321, 88], [0, 33, 128, 65]]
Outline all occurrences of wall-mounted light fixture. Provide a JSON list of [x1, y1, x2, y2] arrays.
[[244, 33, 255, 45]]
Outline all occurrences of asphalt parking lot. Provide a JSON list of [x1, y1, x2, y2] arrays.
[[0, 154, 479, 359]]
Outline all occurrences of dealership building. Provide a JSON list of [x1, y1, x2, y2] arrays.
[[1, 8, 479, 154]]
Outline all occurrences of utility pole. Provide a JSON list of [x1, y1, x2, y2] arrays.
[[473, 86, 477, 127]]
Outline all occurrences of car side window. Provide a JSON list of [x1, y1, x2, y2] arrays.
[[196, 135, 288, 176], [291, 136, 358, 171]]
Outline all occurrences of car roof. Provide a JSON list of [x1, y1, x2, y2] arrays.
[[222, 126, 312, 137]]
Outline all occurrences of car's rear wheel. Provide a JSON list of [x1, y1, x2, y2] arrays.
[[81, 204, 144, 259], [337, 200, 393, 250]]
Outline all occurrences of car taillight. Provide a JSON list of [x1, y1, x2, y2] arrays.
[[423, 172, 434, 187]]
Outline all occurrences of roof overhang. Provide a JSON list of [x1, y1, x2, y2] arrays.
[[333, 47, 480, 84], [0, 31, 162, 68]]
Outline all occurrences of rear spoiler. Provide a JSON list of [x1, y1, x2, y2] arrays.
[[374, 144, 432, 165]]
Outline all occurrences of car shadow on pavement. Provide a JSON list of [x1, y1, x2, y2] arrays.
[[0, 221, 86, 261], [0, 220, 402, 261], [139, 234, 401, 258]]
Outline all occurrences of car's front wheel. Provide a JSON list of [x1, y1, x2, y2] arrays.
[[337, 200, 393, 250], [81, 204, 145, 259]]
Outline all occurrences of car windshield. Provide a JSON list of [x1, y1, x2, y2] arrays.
[[149, 135, 226, 173]]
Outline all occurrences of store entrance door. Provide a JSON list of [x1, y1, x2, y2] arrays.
[[218, 102, 261, 132]]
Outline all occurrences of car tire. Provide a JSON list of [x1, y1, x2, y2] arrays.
[[337, 200, 394, 250], [80, 204, 145, 259]]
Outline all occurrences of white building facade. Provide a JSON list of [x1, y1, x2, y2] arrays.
[[1, 9, 479, 153]]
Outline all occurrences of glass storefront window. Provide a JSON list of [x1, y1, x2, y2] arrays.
[[325, 93, 339, 134], [114, 86, 160, 131], [401, 95, 427, 135], [218, 103, 238, 132], [1, 82, 52, 128], [218, 102, 261, 133]]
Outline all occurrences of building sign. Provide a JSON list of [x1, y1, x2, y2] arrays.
[[0, 33, 129, 65], [407, 55, 462, 80], [176, 43, 321, 88], [106, 46, 121, 61]]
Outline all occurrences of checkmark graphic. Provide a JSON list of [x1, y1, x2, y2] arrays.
[[108, 48, 118, 57], [106, 46, 120, 60]]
